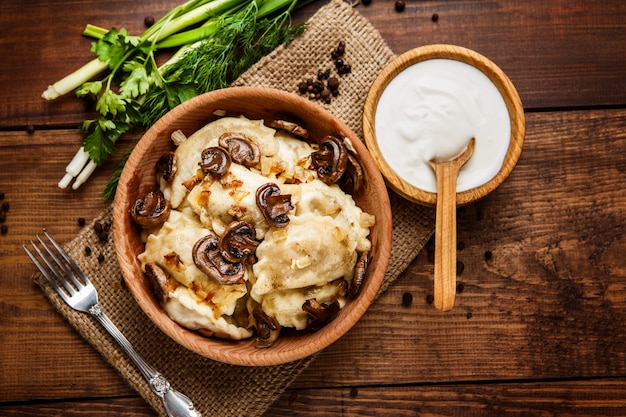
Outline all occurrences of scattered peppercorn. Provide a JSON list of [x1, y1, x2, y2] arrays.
[[425, 294, 434, 304], [0, 194, 7, 235], [484, 250, 493, 260], [395, 0, 405, 12], [431, 13, 439, 22], [466, 312, 473, 319], [349, 387, 359, 398], [361, 0, 371, 5], [295, 41, 351, 105], [327, 76, 340, 91], [456, 260, 464, 275], [26, 125, 35, 134], [144, 16, 155, 27], [77, 217, 86, 227], [94, 221, 111, 242], [98, 254, 105, 263], [402, 292, 413, 307], [456, 282, 465, 293], [85, 246, 92, 256]]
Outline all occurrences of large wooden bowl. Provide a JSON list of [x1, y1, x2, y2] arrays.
[[363, 44, 525, 206], [113, 86, 392, 366]]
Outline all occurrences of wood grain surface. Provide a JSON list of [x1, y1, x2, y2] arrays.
[[2, 0, 626, 416]]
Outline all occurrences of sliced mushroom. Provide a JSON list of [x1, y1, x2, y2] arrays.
[[218, 132, 260, 167], [310, 135, 348, 184], [219, 220, 259, 263], [155, 151, 177, 182], [340, 152, 364, 193], [348, 250, 369, 298], [192, 234, 245, 285], [256, 183, 293, 228], [265, 119, 310, 140], [253, 306, 280, 347], [199, 146, 231, 177], [131, 189, 171, 228], [302, 298, 340, 330], [144, 263, 170, 305]]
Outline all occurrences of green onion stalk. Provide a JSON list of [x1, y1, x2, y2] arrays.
[[47, 0, 314, 194]]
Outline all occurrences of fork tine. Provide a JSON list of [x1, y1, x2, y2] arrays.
[[23, 242, 73, 303], [35, 234, 86, 294], [43, 230, 92, 286]]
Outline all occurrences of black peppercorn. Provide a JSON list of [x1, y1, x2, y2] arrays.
[[327, 77, 340, 90], [425, 294, 434, 304], [98, 254, 105, 263], [144, 16, 155, 27], [395, 0, 405, 12], [402, 292, 413, 307], [26, 125, 35, 134], [0, 210, 5, 223], [2, 202, 9, 211], [78, 217, 86, 227], [0, 192, 4, 200], [1, 225, 7, 235], [432, 13, 439, 22], [85, 246, 92, 256]]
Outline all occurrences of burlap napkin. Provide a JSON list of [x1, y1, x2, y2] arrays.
[[34, 1, 435, 415]]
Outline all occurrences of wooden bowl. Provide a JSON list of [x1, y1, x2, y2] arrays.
[[363, 44, 525, 206], [113, 86, 392, 366]]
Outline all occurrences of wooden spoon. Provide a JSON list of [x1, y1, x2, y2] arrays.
[[428, 138, 476, 311]]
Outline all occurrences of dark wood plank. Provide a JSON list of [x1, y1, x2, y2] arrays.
[[268, 378, 626, 416], [2, 0, 626, 129], [4, 378, 626, 417]]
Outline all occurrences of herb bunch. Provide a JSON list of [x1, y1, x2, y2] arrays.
[[44, 0, 312, 197]]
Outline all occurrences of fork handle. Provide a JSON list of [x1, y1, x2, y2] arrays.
[[90, 305, 202, 417]]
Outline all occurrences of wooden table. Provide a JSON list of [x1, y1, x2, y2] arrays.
[[2, 0, 626, 415]]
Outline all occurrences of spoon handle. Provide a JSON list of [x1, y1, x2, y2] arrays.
[[431, 162, 459, 311], [429, 138, 475, 312]]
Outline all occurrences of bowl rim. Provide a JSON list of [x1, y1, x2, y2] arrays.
[[112, 86, 392, 366], [363, 44, 526, 206]]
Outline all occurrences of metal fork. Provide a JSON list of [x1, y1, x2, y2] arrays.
[[24, 230, 202, 417]]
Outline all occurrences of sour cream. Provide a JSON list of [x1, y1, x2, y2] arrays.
[[374, 58, 510, 193]]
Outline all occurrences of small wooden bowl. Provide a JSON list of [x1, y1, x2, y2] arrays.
[[113, 87, 392, 366], [363, 44, 525, 206]]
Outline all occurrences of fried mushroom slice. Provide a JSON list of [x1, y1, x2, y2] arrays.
[[199, 146, 231, 177], [302, 298, 341, 330], [265, 119, 310, 140], [253, 306, 281, 348], [144, 263, 170, 305], [348, 250, 369, 299], [218, 132, 260, 167], [131, 189, 171, 228], [341, 152, 364, 193], [219, 220, 259, 264], [155, 151, 177, 182], [255, 183, 293, 228], [310, 135, 348, 184], [192, 234, 245, 285]]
